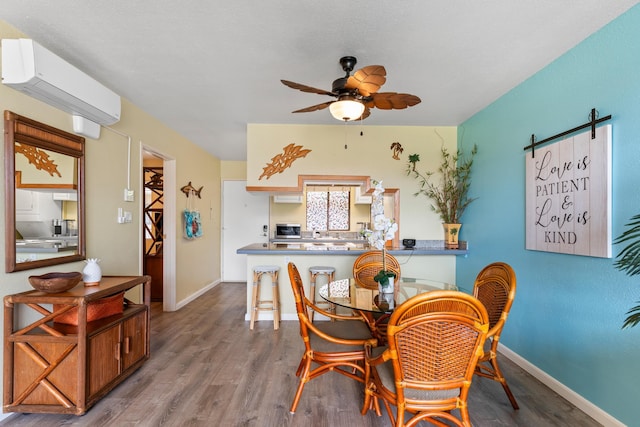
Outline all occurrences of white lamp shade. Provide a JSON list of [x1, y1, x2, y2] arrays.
[[329, 99, 365, 121]]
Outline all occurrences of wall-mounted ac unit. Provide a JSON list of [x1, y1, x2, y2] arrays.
[[1, 38, 121, 126]]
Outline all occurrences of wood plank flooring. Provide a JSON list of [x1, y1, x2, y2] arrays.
[[0, 282, 602, 426]]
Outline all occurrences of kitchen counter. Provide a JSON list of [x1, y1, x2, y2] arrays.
[[270, 238, 367, 244], [16, 238, 78, 253], [238, 240, 468, 256], [238, 240, 468, 324]]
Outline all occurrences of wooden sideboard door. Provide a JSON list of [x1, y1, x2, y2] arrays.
[[88, 325, 121, 397], [122, 310, 148, 370], [87, 307, 147, 398]]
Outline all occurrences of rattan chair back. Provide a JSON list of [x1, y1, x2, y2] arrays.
[[289, 261, 311, 329], [352, 250, 401, 290], [363, 290, 489, 427], [472, 261, 519, 409]]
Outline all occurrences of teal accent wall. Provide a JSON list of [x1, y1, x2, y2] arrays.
[[457, 5, 640, 425]]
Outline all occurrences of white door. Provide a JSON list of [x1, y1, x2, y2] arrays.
[[222, 180, 270, 281]]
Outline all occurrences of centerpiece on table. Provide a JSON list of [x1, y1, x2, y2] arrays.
[[364, 180, 398, 296]]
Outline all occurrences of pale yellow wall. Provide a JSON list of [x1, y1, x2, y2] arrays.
[[248, 124, 459, 240], [0, 21, 221, 322], [270, 199, 306, 227], [221, 160, 247, 180], [112, 100, 221, 302]]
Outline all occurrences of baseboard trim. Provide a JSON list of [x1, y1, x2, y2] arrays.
[[499, 344, 624, 427], [176, 279, 220, 310]]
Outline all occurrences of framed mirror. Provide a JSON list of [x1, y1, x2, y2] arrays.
[[4, 110, 86, 272]]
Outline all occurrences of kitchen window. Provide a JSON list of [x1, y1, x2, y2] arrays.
[[306, 189, 350, 231]]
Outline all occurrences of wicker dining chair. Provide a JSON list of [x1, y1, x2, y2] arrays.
[[472, 262, 519, 409], [287, 262, 377, 414], [352, 250, 401, 290], [352, 250, 401, 339], [361, 290, 489, 427]]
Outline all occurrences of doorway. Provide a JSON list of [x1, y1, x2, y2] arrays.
[[141, 148, 177, 311], [143, 165, 163, 301]]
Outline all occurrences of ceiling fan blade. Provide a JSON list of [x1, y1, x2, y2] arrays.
[[345, 65, 387, 96], [291, 101, 334, 113], [367, 92, 421, 110], [281, 80, 336, 96]]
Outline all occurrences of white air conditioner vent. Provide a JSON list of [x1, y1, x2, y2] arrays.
[[1, 38, 121, 125]]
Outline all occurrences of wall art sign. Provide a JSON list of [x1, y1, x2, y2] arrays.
[[525, 124, 611, 258]]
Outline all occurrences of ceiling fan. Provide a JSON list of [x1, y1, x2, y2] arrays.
[[281, 56, 421, 121]]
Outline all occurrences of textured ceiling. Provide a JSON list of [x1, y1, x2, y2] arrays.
[[1, 1, 638, 160]]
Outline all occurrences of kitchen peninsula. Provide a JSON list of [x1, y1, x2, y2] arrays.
[[237, 240, 468, 323], [15, 237, 78, 262]]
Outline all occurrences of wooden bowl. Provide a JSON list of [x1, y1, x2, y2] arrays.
[[28, 272, 83, 293]]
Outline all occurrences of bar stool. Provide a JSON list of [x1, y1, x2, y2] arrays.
[[309, 266, 336, 322], [250, 265, 280, 330]]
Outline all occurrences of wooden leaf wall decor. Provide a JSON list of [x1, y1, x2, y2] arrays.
[[15, 143, 62, 177], [259, 143, 311, 180]]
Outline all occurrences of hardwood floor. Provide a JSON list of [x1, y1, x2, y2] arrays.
[[1, 282, 602, 426]]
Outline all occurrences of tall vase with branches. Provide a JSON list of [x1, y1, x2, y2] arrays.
[[407, 144, 477, 248]]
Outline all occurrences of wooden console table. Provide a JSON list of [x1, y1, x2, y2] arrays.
[[3, 275, 151, 415]]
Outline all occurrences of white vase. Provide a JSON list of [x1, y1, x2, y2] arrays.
[[82, 258, 102, 286], [378, 276, 394, 295], [378, 277, 395, 310]]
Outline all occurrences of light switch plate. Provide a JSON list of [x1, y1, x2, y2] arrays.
[[124, 189, 135, 202]]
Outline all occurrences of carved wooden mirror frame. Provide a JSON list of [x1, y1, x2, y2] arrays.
[[4, 110, 86, 272]]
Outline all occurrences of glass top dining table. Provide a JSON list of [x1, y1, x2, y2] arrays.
[[318, 277, 458, 314]]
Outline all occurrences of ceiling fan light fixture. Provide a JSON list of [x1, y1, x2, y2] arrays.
[[329, 99, 365, 121]]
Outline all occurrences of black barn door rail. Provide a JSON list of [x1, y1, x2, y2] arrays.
[[524, 108, 612, 158]]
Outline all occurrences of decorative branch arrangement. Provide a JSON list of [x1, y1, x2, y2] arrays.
[[259, 143, 311, 180], [406, 145, 477, 224], [180, 182, 203, 198]]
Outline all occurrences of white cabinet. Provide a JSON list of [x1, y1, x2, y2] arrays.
[[354, 187, 372, 204], [15, 189, 40, 221], [15, 189, 64, 222], [273, 195, 303, 203], [53, 192, 78, 201]]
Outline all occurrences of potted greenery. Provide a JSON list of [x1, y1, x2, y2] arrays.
[[406, 144, 477, 248], [613, 213, 640, 328]]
